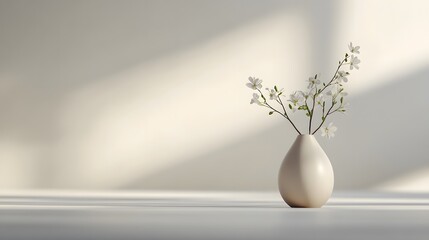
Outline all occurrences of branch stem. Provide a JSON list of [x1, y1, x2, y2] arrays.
[[257, 89, 302, 135], [310, 57, 348, 134], [312, 102, 336, 134], [308, 87, 317, 134]]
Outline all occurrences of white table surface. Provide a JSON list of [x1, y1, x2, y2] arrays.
[[1, 191, 429, 240]]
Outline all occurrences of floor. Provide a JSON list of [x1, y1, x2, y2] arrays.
[[1, 191, 428, 240]]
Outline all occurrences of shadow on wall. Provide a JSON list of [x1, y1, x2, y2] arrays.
[[122, 66, 429, 191], [0, 0, 305, 188], [0, 0, 299, 141]]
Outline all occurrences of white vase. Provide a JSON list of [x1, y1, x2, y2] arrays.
[[278, 134, 334, 208]]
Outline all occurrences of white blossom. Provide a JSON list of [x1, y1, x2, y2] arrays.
[[288, 91, 303, 105], [288, 92, 304, 112], [348, 42, 360, 54], [307, 76, 320, 89], [349, 55, 361, 70], [246, 77, 263, 90], [266, 88, 278, 100], [337, 70, 349, 83], [299, 89, 315, 100], [321, 122, 337, 139], [250, 93, 264, 106], [315, 94, 325, 106], [327, 85, 348, 99]]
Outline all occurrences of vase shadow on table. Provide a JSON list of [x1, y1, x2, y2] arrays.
[[122, 66, 429, 191]]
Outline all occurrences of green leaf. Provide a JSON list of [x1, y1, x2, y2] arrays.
[[274, 85, 278, 92], [345, 58, 348, 62], [288, 104, 293, 110], [298, 105, 308, 110], [269, 111, 274, 115], [323, 83, 326, 86], [322, 116, 325, 121], [314, 74, 317, 79], [345, 53, 348, 58], [306, 113, 310, 117], [340, 97, 344, 103]]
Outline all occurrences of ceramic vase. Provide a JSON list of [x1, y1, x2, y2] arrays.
[[278, 134, 334, 208]]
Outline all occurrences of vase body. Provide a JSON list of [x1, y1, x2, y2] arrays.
[[278, 134, 334, 208]]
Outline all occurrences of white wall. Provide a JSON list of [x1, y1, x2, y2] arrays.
[[0, 0, 428, 192]]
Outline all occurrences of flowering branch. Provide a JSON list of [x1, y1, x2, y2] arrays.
[[308, 56, 346, 134], [308, 84, 317, 134], [246, 42, 361, 139], [255, 88, 302, 135], [311, 100, 336, 135]]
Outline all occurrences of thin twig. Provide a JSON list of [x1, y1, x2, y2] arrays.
[[312, 102, 336, 134], [319, 58, 347, 93], [257, 89, 302, 135], [277, 96, 302, 135], [308, 87, 317, 134], [310, 57, 348, 134]]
